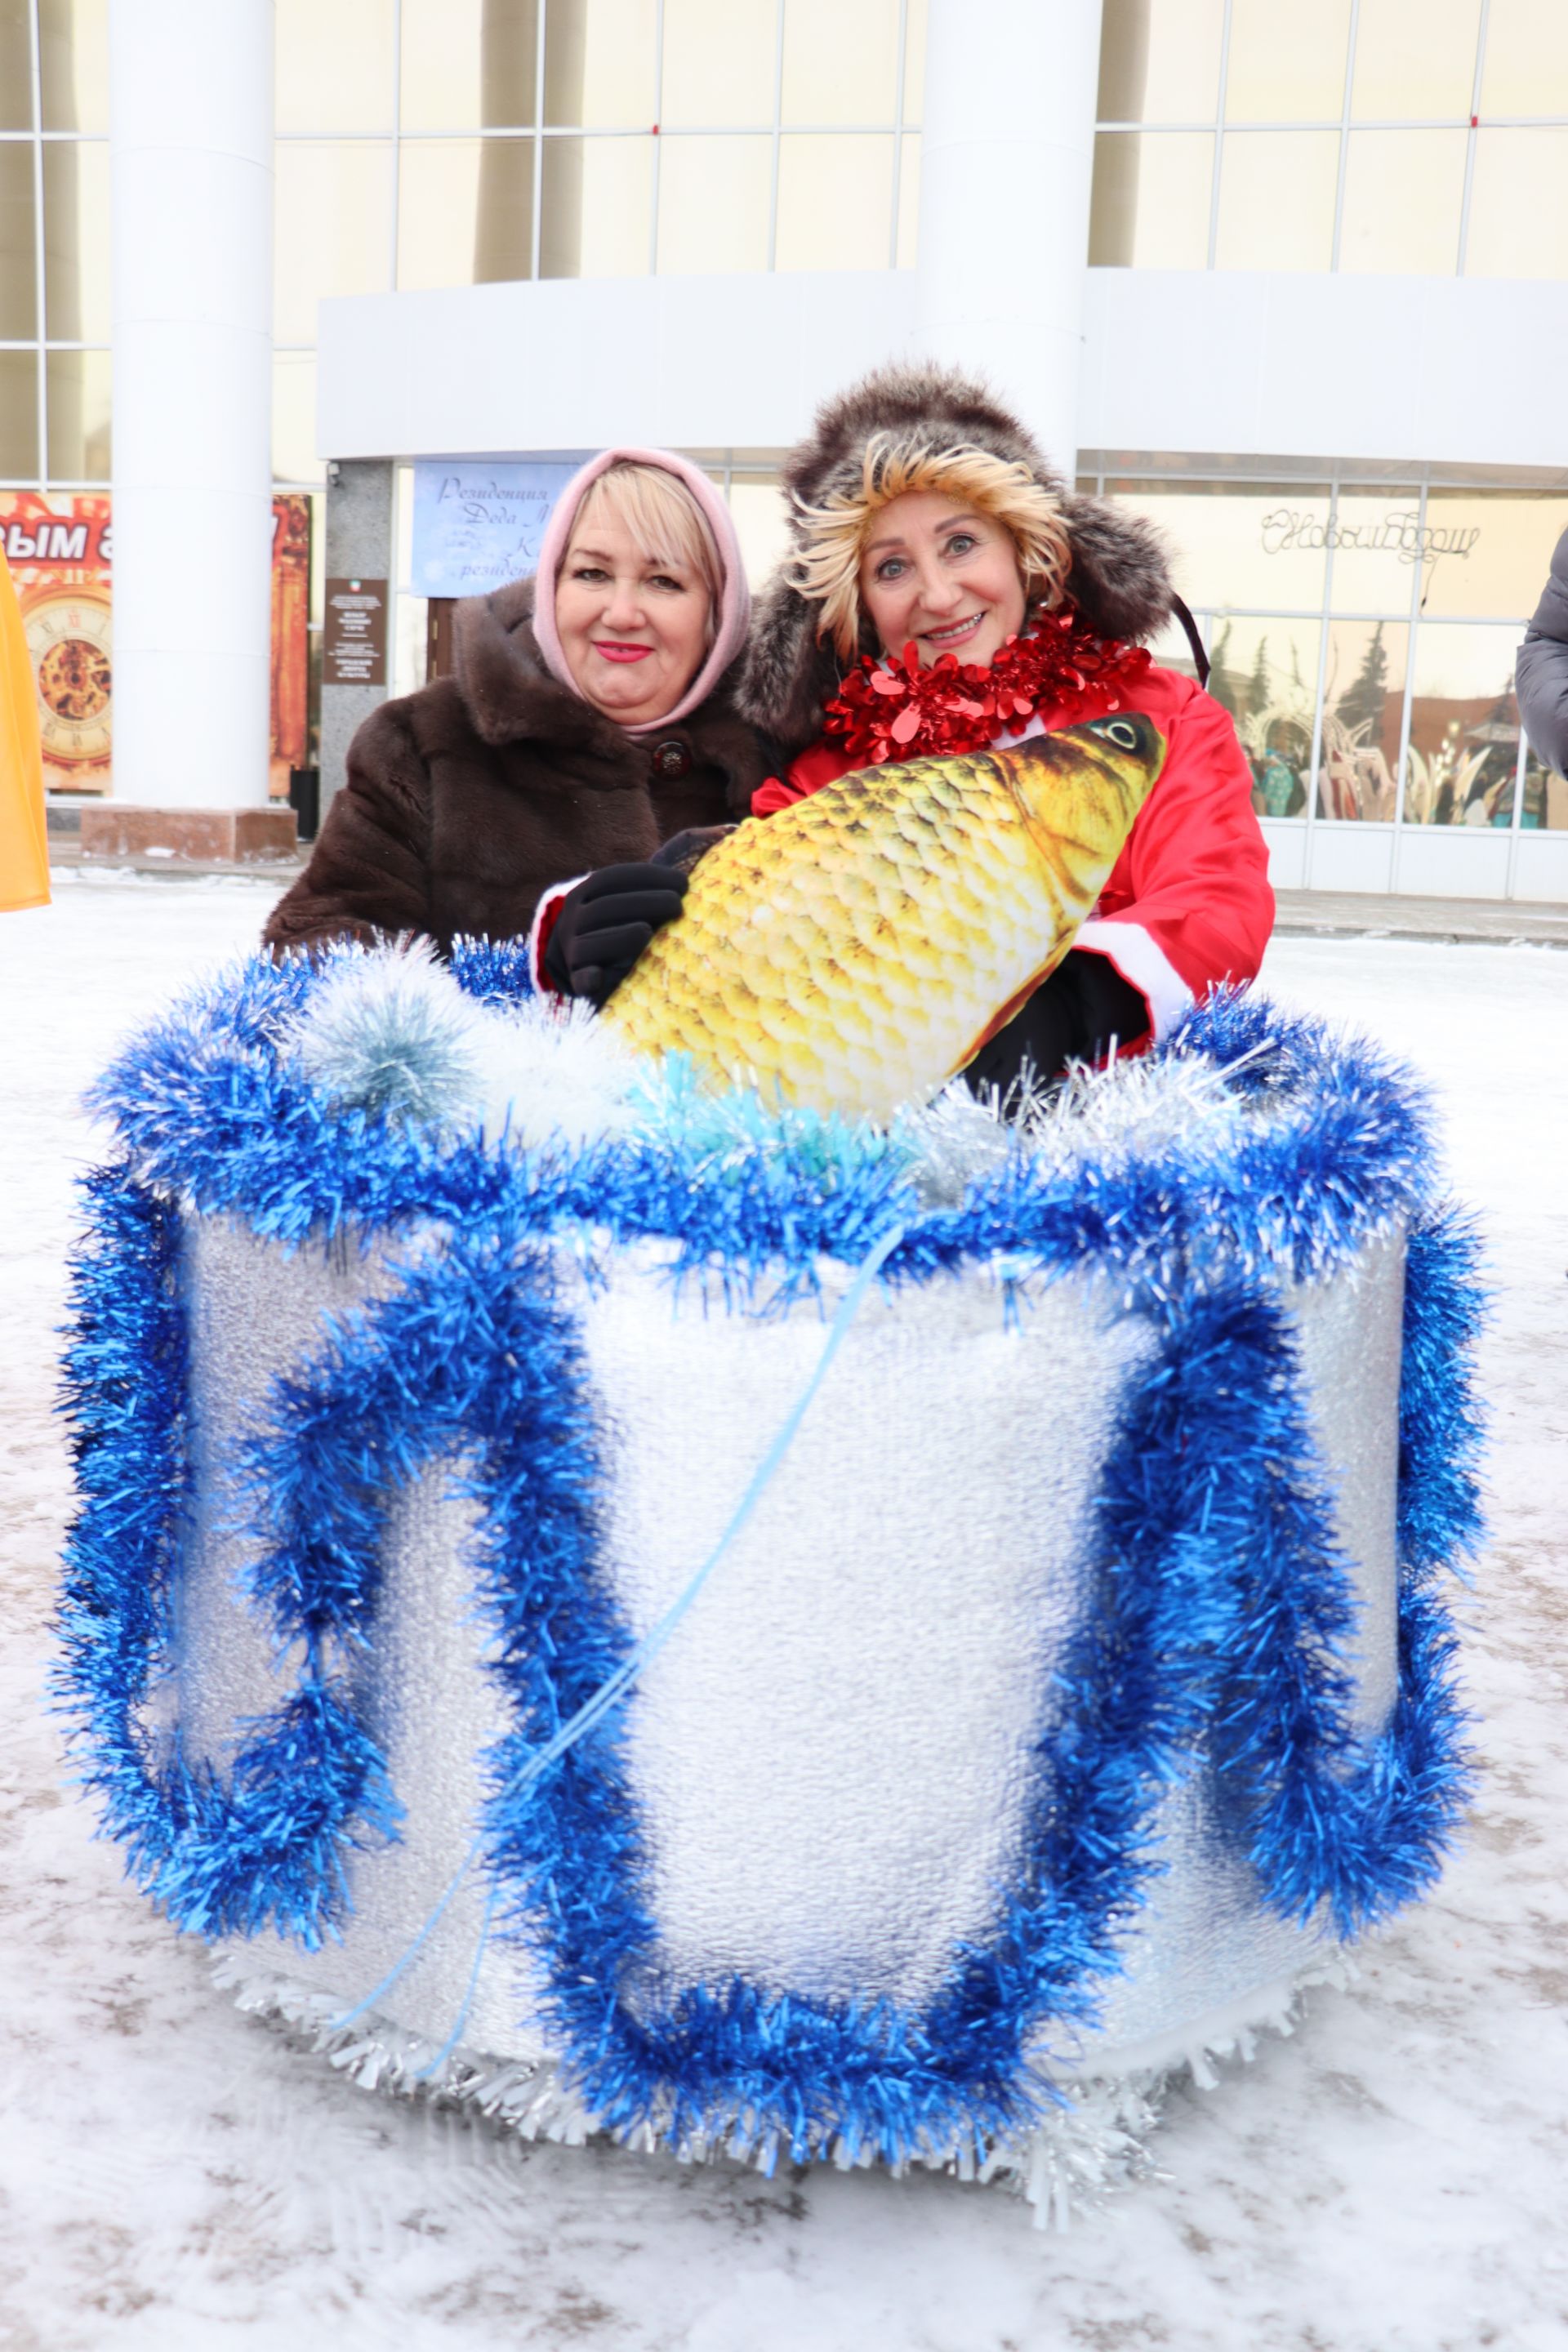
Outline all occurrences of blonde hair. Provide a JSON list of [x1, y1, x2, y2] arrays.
[[793, 434, 1073, 658], [565, 461, 723, 645]]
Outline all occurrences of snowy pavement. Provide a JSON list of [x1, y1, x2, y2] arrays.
[[2, 871, 1566, 2352]]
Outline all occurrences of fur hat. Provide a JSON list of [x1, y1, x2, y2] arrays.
[[737, 363, 1175, 755]]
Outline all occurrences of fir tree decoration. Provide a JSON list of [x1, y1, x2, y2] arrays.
[[1207, 620, 1240, 716], [1247, 635, 1272, 719], [1337, 621, 1390, 751]]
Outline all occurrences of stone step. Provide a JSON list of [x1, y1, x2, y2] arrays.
[[1273, 889, 1568, 947]]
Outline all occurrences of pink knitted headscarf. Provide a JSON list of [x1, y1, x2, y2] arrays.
[[531, 447, 751, 734]]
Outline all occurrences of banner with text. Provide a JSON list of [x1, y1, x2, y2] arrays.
[[410, 461, 586, 599]]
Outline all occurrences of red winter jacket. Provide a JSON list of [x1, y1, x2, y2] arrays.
[[753, 664, 1274, 1049]]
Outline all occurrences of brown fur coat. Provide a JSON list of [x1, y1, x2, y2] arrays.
[[264, 579, 774, 957]]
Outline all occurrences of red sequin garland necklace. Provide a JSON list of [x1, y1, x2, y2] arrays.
[[822, 604, 1152, 766]]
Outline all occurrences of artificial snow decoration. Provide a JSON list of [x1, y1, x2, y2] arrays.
[[283, 936, 639, 1151], [287, 936, 490, 1129], [55, 944, 1484, 2225]]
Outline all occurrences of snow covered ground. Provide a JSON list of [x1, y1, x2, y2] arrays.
[[2, 870, 1566, 2352]]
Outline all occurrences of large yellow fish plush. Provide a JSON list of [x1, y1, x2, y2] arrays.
[[604, 714, 1166, 1122]]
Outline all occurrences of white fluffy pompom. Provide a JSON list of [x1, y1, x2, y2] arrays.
[[896, 1085, 1016, 1206], [1024, 1047, 1250, 1169], [288, 941, 488, 1130], [473, 995, 639, 1152], [285, 943, 641, 1151]]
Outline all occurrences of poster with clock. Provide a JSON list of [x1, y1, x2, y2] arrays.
[[0, 493, 114, 794], [0, 490, 314, 800]]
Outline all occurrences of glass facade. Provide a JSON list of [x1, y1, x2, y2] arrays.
[[2, 0, 1567, 857], [0, 0, 924, 808], [0, 0, 925, 494], [1, 0, 110, 483], [1090, 0, 1568, 277], [3, 1, 1562, 477], [1085, 467, 1568, 832], [272, 0, 924, 488]]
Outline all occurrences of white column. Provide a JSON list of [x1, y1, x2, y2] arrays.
[[915, 0, 1103, 479], [109, 0, 274, 809]]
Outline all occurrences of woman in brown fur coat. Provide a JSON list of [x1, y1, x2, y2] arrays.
[[263, 447, 774, 986]]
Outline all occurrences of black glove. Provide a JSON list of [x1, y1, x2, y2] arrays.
[[542, 862, 688, 1005], [963, 951, 1150, 1112]]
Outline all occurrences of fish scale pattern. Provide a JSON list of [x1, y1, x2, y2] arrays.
[[604, 720, 1165, 1120]]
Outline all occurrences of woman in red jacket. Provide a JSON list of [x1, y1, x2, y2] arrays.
[[732, 363, 1273, 1098]]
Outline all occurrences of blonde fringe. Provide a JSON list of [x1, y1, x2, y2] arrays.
[[792, 435, 1073, 658]]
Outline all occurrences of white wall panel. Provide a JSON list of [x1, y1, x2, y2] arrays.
[[1392, 827, 1511, 901], [1080, 270, 1568, 473], [1258, 822, 1308, 891], [320, 266, 1568, 478], [1511, 835, 1568, 903], [1306, 826, 1396, 895], [318, 272, 919, 461]]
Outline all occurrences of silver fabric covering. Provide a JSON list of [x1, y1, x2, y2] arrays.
[[185, 1214, 1405, 2088], [1067, 1230, 1407, 2066], [181, 1217, 544, 2060], [572, 1245, 1154, 2011]]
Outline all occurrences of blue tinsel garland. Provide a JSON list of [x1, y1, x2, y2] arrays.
[[54, 960, 1486, 2163], [82, 955, 1438, 1295], [163, 1211, 1200, 2160], [55, 1169, 401, 1944]]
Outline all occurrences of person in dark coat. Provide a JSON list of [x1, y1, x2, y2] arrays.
[[1517, 527, 1568, 779], [263, 447, 774, 971]]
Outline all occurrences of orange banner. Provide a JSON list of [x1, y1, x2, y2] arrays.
[[1, 492, 113, 795], [270, 494, 312, 797], [0, 491, 314, 799], [0, 544, 48, 911]]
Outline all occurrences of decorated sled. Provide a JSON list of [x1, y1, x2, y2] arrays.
[[56, 921, 1482, 2224]]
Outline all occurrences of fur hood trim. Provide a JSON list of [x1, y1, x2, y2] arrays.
[[737, 362, 1176, 753]]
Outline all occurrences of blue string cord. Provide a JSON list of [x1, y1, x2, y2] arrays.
[[328, 1835, 485, 2033], [408, 1877, 501, 2081], [330, 1218, 907, 2045], [498, 1220, 907, 1801]]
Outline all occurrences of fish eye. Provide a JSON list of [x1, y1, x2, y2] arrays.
[[1091, 719, 1141, 750]]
